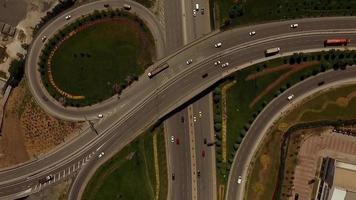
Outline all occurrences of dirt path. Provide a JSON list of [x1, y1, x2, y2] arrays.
[[249, 61, 319, 108], [245, 64, 291, 81], [221, 81, 236, 163]]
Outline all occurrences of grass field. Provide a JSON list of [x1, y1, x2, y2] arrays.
[[217, 0, 356, 27], [51, 18, 154, 105], [245, 84, 356, 200], [82, 127, 166, 200]]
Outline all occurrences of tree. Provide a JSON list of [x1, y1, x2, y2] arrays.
[[8, 59, 25, 87], [214, 123, 222, 132]]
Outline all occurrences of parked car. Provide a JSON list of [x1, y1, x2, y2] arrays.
[[201, 8, 204, 15], [104, 4, 110, 8], [193, 10, 197, 17]]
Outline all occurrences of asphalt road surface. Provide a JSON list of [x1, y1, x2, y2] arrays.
[[3, 13, 356, 199], [226, 67, 356, 200]]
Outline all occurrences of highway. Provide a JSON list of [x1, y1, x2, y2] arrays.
[[226, 67, 356, 200], [3, 5, 356, 198], [164, 0, 216, 200]]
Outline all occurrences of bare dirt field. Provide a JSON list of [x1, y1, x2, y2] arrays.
[[28, 177, 74, 200], [0, 81, 84, 169]]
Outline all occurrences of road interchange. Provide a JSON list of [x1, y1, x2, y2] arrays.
[[2, 2, 356, 198]]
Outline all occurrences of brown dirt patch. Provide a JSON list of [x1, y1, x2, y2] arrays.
[[0, 81, 84, 169], [245, 64, 291, 81], [249, 61, 319, 108]]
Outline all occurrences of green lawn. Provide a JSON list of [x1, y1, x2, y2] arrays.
[[217, 0, 356, 27], [51, 19, 154, 105], [82, 127, 166, 200]]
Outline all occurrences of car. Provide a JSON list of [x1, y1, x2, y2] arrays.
[[39, 175, 54, 184], [195, 3, 199, 11], [104, 4, 110, 8], [197, 170, 201, 177], [172, 173, 175, 180], [98, 114, 103, 118], [237, 176, 242, 184], [193, 116, 197, 122], [221, 62, 229, 68], [186, 59, 193, 65], [287, 94, 294, 101], [204, 138, 207, 144], [214, 60, 221, 66], [198, 111, 202, 117], [176, 138, 180, 145], [98, 152, 105, 158], [171, 135, 175, 143], [65, 15, 71, 20], [290, 23, 298, 28], [201, 8, 205, 15], [123, 4, 131, 10], [181, 116, 184, 123], [41, 36, 47, 42], [214, 42, 222, 48], [202, 150, 205, 157], [193, 10, 197, 17], [202, 73, 208, 78], [249, 31, 256, 36]]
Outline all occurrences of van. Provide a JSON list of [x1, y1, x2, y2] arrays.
[[195, 4, 199, 11], [123, 4, 131, 10]]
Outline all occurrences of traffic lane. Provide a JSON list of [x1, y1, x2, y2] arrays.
[[166, 110, 192, 200], [192, 94, 215, 200], [164, 0, 184, 53], [226, 67, 356, 200], [3, 32, 356, 195], [192, 0, 211, 37]]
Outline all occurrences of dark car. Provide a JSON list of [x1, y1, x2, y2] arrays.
[[39, 175, 53, 184], [197, 170, 201, 177], [104, 4, 110, 8], [204, 138, 207, 144], [202, 73, 208, 78], [172, 173, 175, 180]]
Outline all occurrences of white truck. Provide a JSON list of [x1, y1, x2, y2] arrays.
[[265, 47, 280, 56]]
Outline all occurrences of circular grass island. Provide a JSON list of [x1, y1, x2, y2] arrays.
[[41, 11, 155, 107]]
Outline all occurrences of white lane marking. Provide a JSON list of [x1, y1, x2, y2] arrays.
[[96, 144, 104, 151], [58, 173, 61, 181], [63, 169, 66, 177], [15, 188, 32, 197]]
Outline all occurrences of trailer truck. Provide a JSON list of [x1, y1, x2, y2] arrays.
[[324, 38, 350, 46], [147, 63, 169, 78], [265, 47, 280, 57]]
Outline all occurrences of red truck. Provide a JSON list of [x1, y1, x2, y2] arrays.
[[147, 63, 169, 78], [324, 38, 351, 46]]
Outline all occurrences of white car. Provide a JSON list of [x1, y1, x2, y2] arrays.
[[186, 59, 193, 65], [290, 23, 298, 28], [287, 94, 294, 101], [65, 15, 71, 20], [249, 31, 256, 36], [98, 152, 105, 158], [198, 111, 202, 117], [193, 116, 197, 122], [214, 61, 221, 66], [193, 10, 197, 17], [98, 114, 103, 118], [214, 42, 222, 48], [41, 36, 47, 42], [171, 136, 175, 143], [221, 62, 229, 68], [237, 176, 242, 184]]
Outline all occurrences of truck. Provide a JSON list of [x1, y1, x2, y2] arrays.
[[324, 38, 351, 46], [39, 175, 53, 184], [147, 63, 169, 78], [265, 47, 280, 56]]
